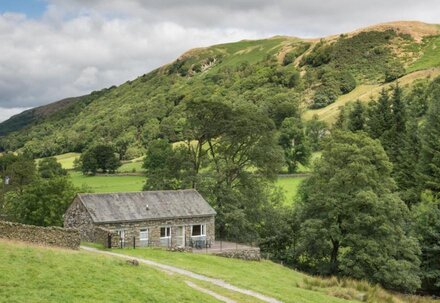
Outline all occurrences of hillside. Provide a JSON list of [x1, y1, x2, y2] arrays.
[[1, 239, 437, 303], [0, 21, 439, 157], [0, 240, 219, 303]]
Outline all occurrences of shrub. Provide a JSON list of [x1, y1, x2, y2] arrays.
[[384, 64, 405, 82]]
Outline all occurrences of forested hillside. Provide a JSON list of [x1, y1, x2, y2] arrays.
[[0, 21, 439, 158]]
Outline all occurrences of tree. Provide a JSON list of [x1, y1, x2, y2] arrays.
[[412, 192, 440, 294], [4, 155, 37, 193], [295, 131, 421, 292], [38, 157, 67, 178], [279, 117, 311, 173], [347, 100, 365, 132], [333, 106, 347, 130], [383, 84, 406, 164], [418, 78, 440, 195], [80, 149, 98, 175], [79, 144, 121, 175], [305, 114, 328, 152], [143, 139, 192, 190], [366, 88, 392, 139], [4, 177, 77, 226], [395, 116, 421, 206], [115, 135, 132, 161]]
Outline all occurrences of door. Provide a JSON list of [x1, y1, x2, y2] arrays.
[[117, 230, 125, 248], [139, 228, 149, 247], [176, 226, 185, 247]]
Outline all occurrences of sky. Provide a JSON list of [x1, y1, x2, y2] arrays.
[[0, 0, 439, 122]]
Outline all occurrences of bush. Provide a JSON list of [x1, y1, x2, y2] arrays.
[[337, 71, 356, 94], [310, 86, 339, 109], [384, 64, 405, 82]]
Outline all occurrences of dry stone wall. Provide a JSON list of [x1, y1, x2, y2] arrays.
[[214, 249, 261, 261], [0, 221, 80, 250]]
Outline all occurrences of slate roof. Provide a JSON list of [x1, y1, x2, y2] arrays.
[[77, 189, 216, 224]]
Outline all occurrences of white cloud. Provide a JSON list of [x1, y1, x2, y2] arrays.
[[0, 11, 258, 111], [0, 0, 439, 121]]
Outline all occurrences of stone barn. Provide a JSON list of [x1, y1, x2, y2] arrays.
[[64, 189, 216, 248]]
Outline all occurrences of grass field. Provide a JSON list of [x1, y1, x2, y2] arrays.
[[115, 247, 437, 303], [36, 152, 80, 170], [0, 240, 219, 303], [118, 160, 144, 173], [277, 176, 307, 204], [408, 36, 440, 72], [116, 247, 350, 303], [70, 171, 305, 200], [70, 172, 145, 193]]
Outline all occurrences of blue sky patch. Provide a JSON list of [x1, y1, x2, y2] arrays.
[[0, 0, 47, 18]]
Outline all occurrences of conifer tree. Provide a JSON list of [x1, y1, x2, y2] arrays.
[[419, 78, 440, 195], [347, 100, 365, 132], [383, 84, 406, 164], [366, 88, 392, 139]]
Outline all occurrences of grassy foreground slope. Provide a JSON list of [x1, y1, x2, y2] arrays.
[[116, 247, 439, 303], [0, 240, 219, 303]]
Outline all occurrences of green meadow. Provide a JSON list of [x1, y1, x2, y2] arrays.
[[0, 240, 218, 303]]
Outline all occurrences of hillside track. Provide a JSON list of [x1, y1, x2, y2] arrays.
[[81, 246, 283, 303]]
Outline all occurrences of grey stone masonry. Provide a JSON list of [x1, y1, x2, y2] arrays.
[[0, 220, 80, 250], [64, 192, 216, 249], [98, 216, 215, 248], [64, 196, 95, 242]]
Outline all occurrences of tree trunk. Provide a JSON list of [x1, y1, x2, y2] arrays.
[[330, 240, 339, 275]]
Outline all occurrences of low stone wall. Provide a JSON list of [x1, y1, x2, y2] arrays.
[[0, 221, 80, 250], [214, 249, 261, 261]]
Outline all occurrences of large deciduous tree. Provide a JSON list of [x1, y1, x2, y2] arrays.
[[79, 144, 121, 175], [295, 131, 421, 292], [412, 192, 440, 294], [279, 117, 310, 173]]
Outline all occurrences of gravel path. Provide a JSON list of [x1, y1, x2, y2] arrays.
[[81, 246, 282, 303], [185, 281, 237, 303]]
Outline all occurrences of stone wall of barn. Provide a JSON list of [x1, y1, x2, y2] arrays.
[[0, 220, 80, 249], [98, 216, 215, 249], [64, 197, 95, 242]]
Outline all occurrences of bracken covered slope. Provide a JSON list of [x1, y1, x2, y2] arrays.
[[0, 21, 439, 157]]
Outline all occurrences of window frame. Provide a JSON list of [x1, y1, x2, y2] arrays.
[[139, 228, 149, 241], [191, 224, 206, 237], [160, 226, 171, 239]]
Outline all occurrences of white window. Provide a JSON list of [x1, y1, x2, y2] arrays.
[[140, 229, 149, 241], [160, 227, 171, 238], [191, 224, 206, 237]]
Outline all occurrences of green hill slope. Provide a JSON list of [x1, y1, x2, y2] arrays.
[[3, 239, 436, 303], [0, 240, 219, 303], [0, 21, 439, 157]]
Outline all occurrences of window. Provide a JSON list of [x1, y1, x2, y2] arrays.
[[191, 224, 206, 237], [140, 229, 149, 241], [160, 227, 171, 238]]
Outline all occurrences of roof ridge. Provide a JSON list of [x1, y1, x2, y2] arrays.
[[78, 189, 198, 196]]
